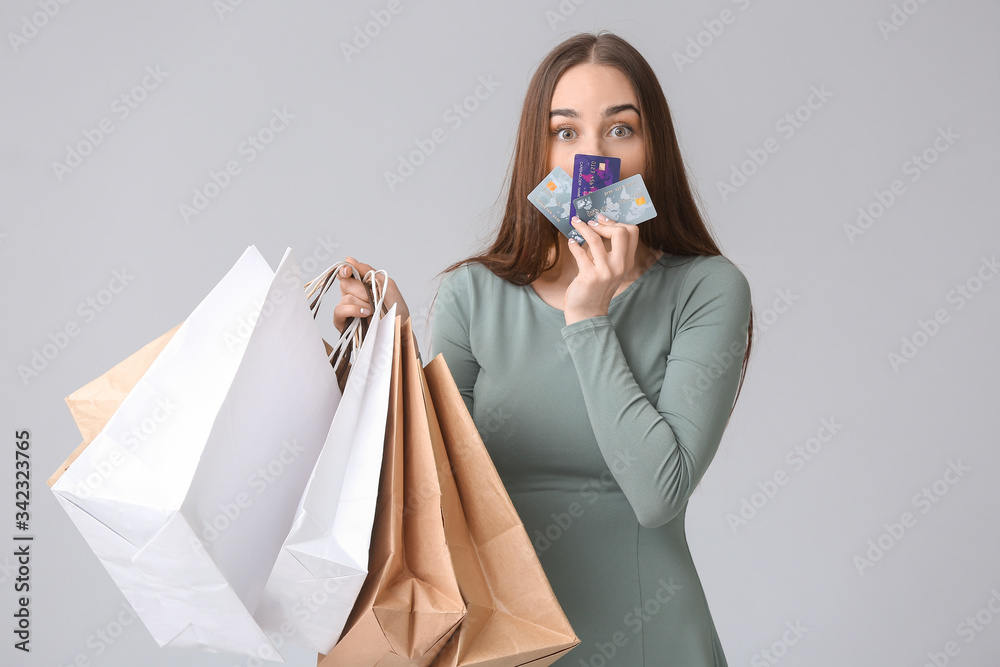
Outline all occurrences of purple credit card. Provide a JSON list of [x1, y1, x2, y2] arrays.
[[571, 154, 621, 219]]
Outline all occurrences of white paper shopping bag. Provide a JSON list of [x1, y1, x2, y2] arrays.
[[255, 269, 396, 653], [50, 245, 341, 663]]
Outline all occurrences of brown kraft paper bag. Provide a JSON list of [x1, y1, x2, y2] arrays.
[[421, 354, 581, 667], [48, 323, 183, 488], [318, 316, 466, 666]]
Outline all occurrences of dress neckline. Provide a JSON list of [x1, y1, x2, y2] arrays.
[[525, 251, 671, 317]]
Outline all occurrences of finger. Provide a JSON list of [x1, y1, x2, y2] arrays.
[[346, 256, 375, 274], [565, 231, 590, 267], [337, 276, 372, 303], [570, 218, 609, 272], [338, 256, 373, 279], [342, 257, 390, 297], [332, 299, 364, 333], [333, 296, 374, 325], [348, 292, 375, 314], [587, 214, 631, 239], [589, 215, 635, 273]]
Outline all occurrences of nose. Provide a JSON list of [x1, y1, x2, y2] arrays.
[[578, 136, 605, 158], [579, 127, 614, 159]]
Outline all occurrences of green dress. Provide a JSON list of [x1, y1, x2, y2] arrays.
[[428, 251, 751, 666]]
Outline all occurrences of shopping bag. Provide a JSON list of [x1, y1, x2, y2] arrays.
[[318, 316, 466, 666], [422, 355, 581, 666], [255, 265, 397, 652], [48, 323, 182, 488], [49, 258, 374, 488], [49, 245, 341, 662]]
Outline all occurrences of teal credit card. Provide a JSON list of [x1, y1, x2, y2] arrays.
[[571, 173, 657, 225], [527, 166, 586, 245]]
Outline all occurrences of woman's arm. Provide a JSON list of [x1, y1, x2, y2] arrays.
[[428, 265, 480, 416], [560, 257, 751, 528]]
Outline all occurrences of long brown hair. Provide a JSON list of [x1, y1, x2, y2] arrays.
[[430, 31, 753, 413]]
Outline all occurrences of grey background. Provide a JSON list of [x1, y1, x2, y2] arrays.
[[2, 0, 998, 665]]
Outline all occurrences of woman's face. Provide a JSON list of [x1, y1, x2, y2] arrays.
[[547, 63, 645, 180]]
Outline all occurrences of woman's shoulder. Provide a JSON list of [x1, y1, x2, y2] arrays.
[[658, 252, 752, 310], [439, 260, 493, 291], [436, 260, 506, 308]]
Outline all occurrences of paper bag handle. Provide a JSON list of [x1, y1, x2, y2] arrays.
[[303, 260, 390, 387]]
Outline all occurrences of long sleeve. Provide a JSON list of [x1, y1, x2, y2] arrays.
[[428, 265, 480, 417], [560, 257, 751, 529]]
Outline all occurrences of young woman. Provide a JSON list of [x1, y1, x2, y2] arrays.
[[334, 31, 753, 667]]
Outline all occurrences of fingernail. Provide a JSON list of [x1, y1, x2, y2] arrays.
[[588, 220, 599, 226], [340, 266, 348, 276], [360, 307, 367, 315], [597, 213, 608, 222]]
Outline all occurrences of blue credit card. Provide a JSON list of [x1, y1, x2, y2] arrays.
[[571, 154, 621, 219], [571, 173, 657, 225], [527, 166, 586, 245]]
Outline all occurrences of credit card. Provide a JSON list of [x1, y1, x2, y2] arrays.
[[571, 173, 657, 225], [571, 154, 621, 219], [527, 166, 586, 245]]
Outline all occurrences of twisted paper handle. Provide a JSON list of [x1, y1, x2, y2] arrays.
[[303, 260, 390, 389]]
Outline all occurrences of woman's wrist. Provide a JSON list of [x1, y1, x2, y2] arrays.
[[564, 309, 608, 326]]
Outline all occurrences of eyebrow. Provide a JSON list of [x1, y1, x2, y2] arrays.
[[549, 103, 640, 119]]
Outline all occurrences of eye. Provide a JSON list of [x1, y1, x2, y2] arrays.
[[552, 125, 577, 141], [610, 123, 635, 138]]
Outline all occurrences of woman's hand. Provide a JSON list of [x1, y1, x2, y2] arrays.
[[332, 256, 410, 333], [563, 214, 640, 326]]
